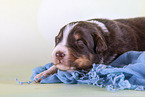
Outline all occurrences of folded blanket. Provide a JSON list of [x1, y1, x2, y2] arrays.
[[17, 51, 145, 91]]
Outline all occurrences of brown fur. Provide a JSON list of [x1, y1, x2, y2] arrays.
[[64, 17, 145, 70]]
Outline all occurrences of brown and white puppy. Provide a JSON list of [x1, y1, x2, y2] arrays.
[[34, 17, 145, 81]]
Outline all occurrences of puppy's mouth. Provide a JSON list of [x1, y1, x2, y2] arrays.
[[55, 60, 63, 65], [53, 63, 77, 71], [52, 55, 78, 71], [52, 48, 79, 70]]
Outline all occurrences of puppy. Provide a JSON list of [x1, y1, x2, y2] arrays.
[[35, 17, 145, 82]]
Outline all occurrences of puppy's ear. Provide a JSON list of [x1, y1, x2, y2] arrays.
[[95, 37, 107, 53]]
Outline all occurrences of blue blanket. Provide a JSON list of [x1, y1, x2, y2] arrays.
[[18, 51, 145, 91]]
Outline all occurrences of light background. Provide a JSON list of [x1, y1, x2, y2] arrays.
[[0, 0, 145, 67]]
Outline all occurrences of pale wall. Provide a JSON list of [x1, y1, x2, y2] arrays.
[[0, 0, 49, 66]]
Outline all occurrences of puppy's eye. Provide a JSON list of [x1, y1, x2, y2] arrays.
[[77, 40, 85, 48]]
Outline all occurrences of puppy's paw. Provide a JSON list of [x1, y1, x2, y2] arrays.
[[34, 65, 58, 83], [34, 71, 48, 82]]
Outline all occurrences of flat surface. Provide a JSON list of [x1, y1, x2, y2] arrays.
[[1, 64, 145, 97]]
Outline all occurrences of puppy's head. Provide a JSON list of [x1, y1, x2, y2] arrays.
[[51, 20, 108, 70]]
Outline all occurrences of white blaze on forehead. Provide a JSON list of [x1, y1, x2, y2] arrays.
[[60, 23, 78, 45], [52, 23, 77, 52]]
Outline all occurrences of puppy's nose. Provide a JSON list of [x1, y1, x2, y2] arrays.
[[55, 51, 65, 60]]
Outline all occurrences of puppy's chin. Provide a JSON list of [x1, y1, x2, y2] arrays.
[[54, 64, 76, 71]]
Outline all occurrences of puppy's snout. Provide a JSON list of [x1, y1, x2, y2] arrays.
[[52, 45, 69, 65], [55, 51, 65, 60]]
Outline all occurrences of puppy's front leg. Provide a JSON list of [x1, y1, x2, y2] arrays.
[[34, 65, 57, 82]]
